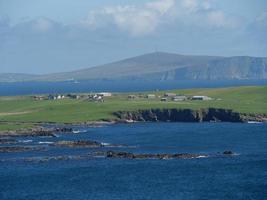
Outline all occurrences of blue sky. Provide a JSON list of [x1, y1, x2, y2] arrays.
[[0, 0, 267, 74]]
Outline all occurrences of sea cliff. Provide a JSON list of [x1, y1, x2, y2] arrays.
[[114, 108, 267, 123]]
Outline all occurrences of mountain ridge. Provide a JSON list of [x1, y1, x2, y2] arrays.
[[1, 52, 267, 82]]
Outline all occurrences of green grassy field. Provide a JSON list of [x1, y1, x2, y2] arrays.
[[0, 86, 266, 130]]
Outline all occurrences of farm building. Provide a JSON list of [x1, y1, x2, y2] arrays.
[[97, 92, 112, 97], [32, 96, 45, 101], [128, 95, 137, 99], [172, 96, 187, 101], [48, 94, 65, 100], [164, 93, 176, 97], [192, 96, 212, 100], [88, 94, 104, 102], [147, 94, 156, 99], [66, 94, 80, 99]]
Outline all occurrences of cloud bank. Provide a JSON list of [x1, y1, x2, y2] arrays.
[[0, 0, 266, 73], [81, 0, 240, 36]]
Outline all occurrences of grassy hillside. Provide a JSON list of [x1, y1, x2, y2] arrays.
[[0, 86, 266, 130]]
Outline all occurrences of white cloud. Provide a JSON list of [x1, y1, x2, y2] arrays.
[[146, 0, 175, 14], [256, 11, 267, 28], [206, 10, 236, 28], [32, 18, 54, 32], [181, 0, 198, 11], [178, 0, 239, 28], [82, 0, 175, 36], [80, 0, 240, 36]]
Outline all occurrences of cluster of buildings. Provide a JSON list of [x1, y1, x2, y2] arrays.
[[32, 91, 212, 103], [32, 92, 112, 102], [127, 92, 213, 102]]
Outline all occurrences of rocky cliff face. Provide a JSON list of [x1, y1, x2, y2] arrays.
[[114, 108, 265, 123]]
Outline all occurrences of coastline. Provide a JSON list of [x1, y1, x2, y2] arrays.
[[0, 108, 266, 136]]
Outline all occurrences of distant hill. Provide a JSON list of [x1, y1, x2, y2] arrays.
[[1, 52, 267, 82], [0, 73, 39, 82]]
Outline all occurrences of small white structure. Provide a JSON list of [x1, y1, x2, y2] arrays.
[[97, 92, 112, 97], [164, 93, 176, 97], [192, 96, 212, 100], [172, 96, 187, 101], [56, 95, 65, 100], [147, 94, 156, 99], [48, 94, 65, 100]]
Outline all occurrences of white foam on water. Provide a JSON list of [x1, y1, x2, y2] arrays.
[[101, 142, 111, 146], [247, 121, 262, 124], [196, 155, 208, 158], [72, 130, 87, 134], [18, 140, 33, 143], [72, 130, 80, 134], [38, 141, 54, 144]]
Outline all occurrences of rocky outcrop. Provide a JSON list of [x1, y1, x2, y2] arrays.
[[0, 138, 16, 144], [0, 126, 73, 137], [114, 108, 245, 122], [240, 113, 267, 122], [0, 146, 44, 153], [1, 150, 236, 161], [105, 151, 203, 159], [52, 140, 103, 148], [223, 150, 234, 155]]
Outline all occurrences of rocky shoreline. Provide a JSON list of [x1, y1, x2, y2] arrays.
[[0, 108, 266, 137], [114, 108, 267, 123]]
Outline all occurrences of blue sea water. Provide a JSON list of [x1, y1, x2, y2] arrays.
[[0, 122, 267, 200], [1, 79, 267, 96]]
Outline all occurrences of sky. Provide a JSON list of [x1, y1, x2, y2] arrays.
[[0, 0, 267, 74]]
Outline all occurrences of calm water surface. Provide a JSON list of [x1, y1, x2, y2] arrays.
[[0, 123, 266, 200], [1, 79, 267, 96]]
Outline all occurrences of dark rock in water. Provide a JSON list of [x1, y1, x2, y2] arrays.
[[52, 140, 103, 148], [107, 151, 135, 159], [55, 127, 73, 133], [223, 150, 234, 155], [105, 151, 203, 159], [0, 126, 74, 137], [0, 138, 17, 144], [23, 155, 88, 162], [0, 146, 44, 153], [0, 127, 56, 137]]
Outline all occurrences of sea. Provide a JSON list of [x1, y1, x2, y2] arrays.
[[0, 122, 266, 200], [0, 79, 267, 96]]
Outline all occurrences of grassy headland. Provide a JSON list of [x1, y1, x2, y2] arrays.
[[0, 86, 266, 131]]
